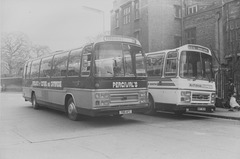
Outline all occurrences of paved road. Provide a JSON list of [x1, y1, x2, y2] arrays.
[[1, 93, 240, 159]]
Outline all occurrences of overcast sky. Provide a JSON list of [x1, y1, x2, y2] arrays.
[[1, 0, 114, 51]]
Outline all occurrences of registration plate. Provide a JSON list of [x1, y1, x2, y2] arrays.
[[119, 110, 132, 115], [197, 107, 206, 111]]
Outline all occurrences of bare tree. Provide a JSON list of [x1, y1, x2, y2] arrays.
[[1, 32, 30, 76], [30, 44, 51, 58], [1, 32, 52, 76]]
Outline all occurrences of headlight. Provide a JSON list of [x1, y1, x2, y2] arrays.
[[181, 91, 191, 103], [211, 93, 216, 103], [95, 92, 110, 107], [95, 99, 110, 106], [139, 91, 148, 103], [181, 91, 191, 96], [95, 93, 110, 99], [139, 92, 147, 97]]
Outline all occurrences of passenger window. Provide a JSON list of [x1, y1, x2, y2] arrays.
[[26, 62, 32, 79], [164, 51, 178, 77], [40, 57, 53, 78], [30, 60, 41, 79], [81, 47, 92, 76], [25, 62, 31, 79], [68, 50, 81, 77], [147, 53, 165, 77], [52, 52, 69, 77]]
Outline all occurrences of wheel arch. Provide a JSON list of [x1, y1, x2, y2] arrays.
[[31, 91, 35, 100], [148, 92, 155, 106], [65, 93, 75, 111]]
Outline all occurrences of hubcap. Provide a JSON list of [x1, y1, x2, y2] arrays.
[[68, 103, 75, 114]]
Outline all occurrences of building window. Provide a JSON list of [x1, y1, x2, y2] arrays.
[[236, 19, 240, 28], [230, 21, 235, 30], [174, 5, 181, 18], [115, 10, 119, 28], [123, 5, 131, 24], [174, 36, 182, 47], [187, 5, 197, 15], [230, 30, 235, 42], [134, 30, 140, 40], [135, 0, 140, 20], [185, 28, 196, 44], [237, 28, 240, 40]]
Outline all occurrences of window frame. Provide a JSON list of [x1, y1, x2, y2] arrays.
[[81, 46, 92, 77], [147, 53, 165, 77], [134, 0, 140, 20], [52, 52, 69, 77], [187, 5, 197, 15], [123, 4, 131, 25], [164, 51, 178, 77], [39, 56, 53, 78], [30, 59, 41, 79], [67, 49, 82, 77], [115, 10, 119, 28], [174, 5, 181, 18], [185, 27, 196, 44], [24, 62, 31, 79]]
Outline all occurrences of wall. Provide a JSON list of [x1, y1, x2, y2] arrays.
[[148, 0, 182, 52], [183, 5, 223, 69], [111, 0, 182, 53], [1, 77, 23, 92], [111, 0, 149, 52]]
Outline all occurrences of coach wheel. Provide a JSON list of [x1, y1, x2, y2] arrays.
[[145, 95, 156, 115], [32, 93, 39, 109], [67, 98, 79, 121]]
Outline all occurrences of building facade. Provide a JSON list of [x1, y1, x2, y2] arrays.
[[223, 0, 240, 98], [111, 0, 182, 53], [110, 0, 240, 100]]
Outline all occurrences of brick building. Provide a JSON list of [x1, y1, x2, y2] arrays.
[[183, 0, 240, 100], [222, 0, 240, 98], [110, 0, 240, 100], [183, 0, 224, 69], [110, 0, 182, 53]]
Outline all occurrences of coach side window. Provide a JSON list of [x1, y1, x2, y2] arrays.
[[68, 50, 81, 77], [147, 53, 165, 77], [164, 51, 178, 77], [52, 52, 69, 77], [25, 62, 31, 79], [40, 56, 53, 78], [30, 60, 41, 79], [81, 46, 92, 76]]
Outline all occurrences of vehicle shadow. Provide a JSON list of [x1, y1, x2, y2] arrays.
[[146, 111, 211, 121], [24, 105, 145, 128]]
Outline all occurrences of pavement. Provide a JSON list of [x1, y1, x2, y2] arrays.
[[187, 107, 240, 120]]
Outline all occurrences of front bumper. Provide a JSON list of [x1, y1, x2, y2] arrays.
[[76, 103, 149, 116]]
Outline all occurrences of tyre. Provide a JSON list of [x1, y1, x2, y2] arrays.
[[67, 98, 79, 121], [144, 95, 156, 115], [32, 93, 40, 109]]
